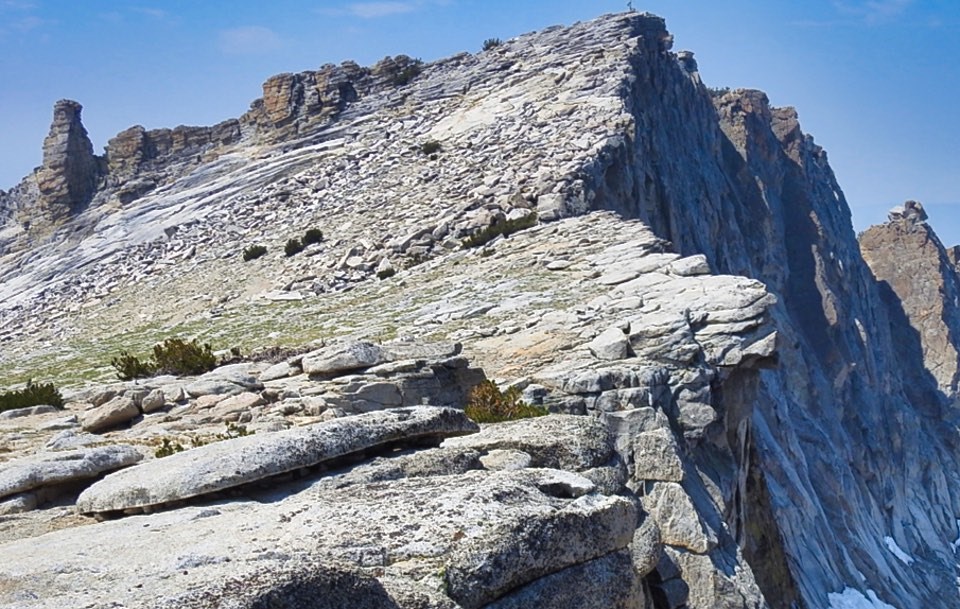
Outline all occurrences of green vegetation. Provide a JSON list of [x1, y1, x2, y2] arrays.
[[463, 380, 547, 423], [302, 228, 324, 246], [0, 380, 64, 413], [284, 238, 305, 257], [111, 338, 218, 380], [461, 213, 538, 249], [376, 268, 396, 280], [392, 60, 423, 86], [242, 245, 267, 261], [154, 423, 253, 458], [420, 140, 442, 155], [482, 38, 502, 51]]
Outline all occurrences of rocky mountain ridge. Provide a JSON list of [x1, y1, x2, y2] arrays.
[[1, 10, 959, 609]]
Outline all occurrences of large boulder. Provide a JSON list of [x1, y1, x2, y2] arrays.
[[76, 406, 479, 514], [0, 445, 143, 502]]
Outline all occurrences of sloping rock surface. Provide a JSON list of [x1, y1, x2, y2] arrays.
[[76, 406, 477, 514]]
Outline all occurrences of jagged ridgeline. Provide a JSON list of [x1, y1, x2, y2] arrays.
[[2, 10, 960, 609]]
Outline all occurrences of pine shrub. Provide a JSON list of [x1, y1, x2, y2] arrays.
[[482, 38, 502, 51], [242, 245, 267, 261], [152, 338, 217, 376], [284, 238, 305, 257], [302, 228, 324, 246], [463, 380, 547, 423], [112, 338, 218, 380], [0, 381, 64, 413], [461, 213, 538, 249], [420, 140, 442, 155]]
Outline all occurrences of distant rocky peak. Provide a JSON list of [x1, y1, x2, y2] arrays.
[[34, 99, 102, 223], [888, 199, 928, 223], [860, 201, 960, 398]]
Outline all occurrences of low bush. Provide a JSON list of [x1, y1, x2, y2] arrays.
[[112, 338, 218, 380], [284, 238, 305, 257], [242, 245, 267, 261], [463, 380, 547, 424], [482, 38, 502, 51], [392, 60, 423, 86], [152, 338, 217, 376], [0, 381, 64, 413], [302, 228, 324, 246], [420, 140, 442, 155], [461, 213, 538, 249], [154, 423, 253, 458], [377, 268, 396, 280], [111, 351, 156, 380]]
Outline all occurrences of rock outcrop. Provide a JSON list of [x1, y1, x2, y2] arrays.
[[34, 100, 102, 223], [859, 201, 960, 399]]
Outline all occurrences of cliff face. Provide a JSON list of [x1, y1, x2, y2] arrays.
[[860, 202, 960, 402], [1, 11, 959, 609]]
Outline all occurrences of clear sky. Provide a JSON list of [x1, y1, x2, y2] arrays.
[[1, 1, 958, 243]]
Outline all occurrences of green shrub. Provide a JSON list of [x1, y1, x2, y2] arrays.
[[0, 381, 64, 413], [111, 351, 156, 380], [284, 238, 305, 257], [461, 213, 538, 249], [112, 338, 218, 380], [482, 38, 502, 51], [464, 380, 547, 423], [302, 228, 324, 246], [392, 60, 423, 86], [376, 268, 396, 280], [155, 438, 185, 458], [155, 423, 252, 458], [242, 245, 267, 261], [152, 338, 217, 376], [420, 140, 442, 155]]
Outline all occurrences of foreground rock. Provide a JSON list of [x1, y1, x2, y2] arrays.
[[1, 415, 646, 609], [0, 445, 142, 513], [76, 406, 478, 514]]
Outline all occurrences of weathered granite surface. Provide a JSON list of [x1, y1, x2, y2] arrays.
[[1, 9, 959, 609]]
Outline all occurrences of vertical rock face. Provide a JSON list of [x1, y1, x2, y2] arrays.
[[859, 201, 960, 399], [34, 100, 101, 220], [569, 23, 960, 607], [242, 55, 419, 140]]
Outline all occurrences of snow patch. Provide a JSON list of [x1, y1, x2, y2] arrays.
[[952, 519, 960, 552], [883, 536, 914, 565], [827, 588, 898, 609]]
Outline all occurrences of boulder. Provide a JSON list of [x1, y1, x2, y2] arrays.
[[80, 395, 139, 433], [588, 326, 630, 361], [444, 493, 636, 608], [634, 427, 685, 482], [302, 341, 387, 376], [76, 406, 479, 514], [140, 388, 166, 413], [443, 414, 613, 471], [483, 550, 643, 609], [641, 481, 718, 554], [0, 445, 143, 500]]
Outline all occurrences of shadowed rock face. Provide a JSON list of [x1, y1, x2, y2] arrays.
[[34, 100, 101, 221]]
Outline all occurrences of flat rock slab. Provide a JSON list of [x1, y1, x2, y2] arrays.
[[0, 445, 143, 500], [0, 405, 59, 420], [443, 415, 612, 471], [76, 406, 479, 514]]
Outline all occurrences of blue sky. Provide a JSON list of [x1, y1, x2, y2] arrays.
[[1, 1, 958, 243]]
